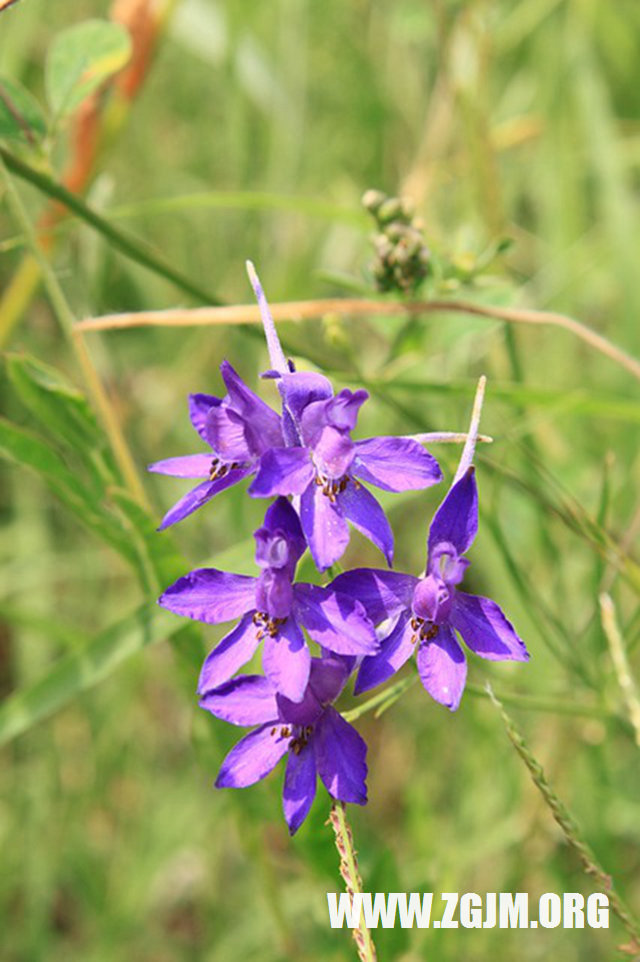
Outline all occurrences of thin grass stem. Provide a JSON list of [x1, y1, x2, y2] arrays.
[[487, 684, 640, 944], [600, 593, 640, 748]]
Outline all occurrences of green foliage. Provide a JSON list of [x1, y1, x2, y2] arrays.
[[7, 352, 100, 451], [45, 19, 131, 122], [0, 604, 179, 746], [0, 76, 46, 142], [0, 3, 639, 961]]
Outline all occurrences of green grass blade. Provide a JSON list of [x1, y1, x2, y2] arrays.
[[0, 146, 223, 305], [0, 605, 180, 746]]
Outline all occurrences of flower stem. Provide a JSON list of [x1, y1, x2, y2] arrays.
[[328, 801, 377, 962], [487, 684, 640, 944]]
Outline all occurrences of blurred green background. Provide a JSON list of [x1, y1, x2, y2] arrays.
[[1, 1, 639, 959]]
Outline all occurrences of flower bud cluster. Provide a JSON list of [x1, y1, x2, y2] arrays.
[[362, 188, 431, 294]]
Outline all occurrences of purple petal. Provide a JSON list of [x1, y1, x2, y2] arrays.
[[249, 447, 314, 497], [428, 467, 478, 557], [355, 613, 415, 694], [411, 573, 453, 623], [314, 707, 368, 805], [262, 617, 311, 702], [189, 393, 221, 439], [283, 744, 317, 834], [299, 484, 350, 570], [205, 405, 253, 462], [326, 389, 368, 431], [276, 684, 323, 727], [198, 613, 261, 694], [147, 454, 213, 478], [416, 625, 467, 711], [308, 657, 350, 705], [199, 675, 278, 726], [293, 584, 378, 656], [339, 483, 394, 566], [255, 569, 294, 620], [215, 723, 288, 788], [353, 436, 442, 492], [330, 568, 417, 625], [299, 389, 367, 448], [262, 496, 306, 561], [159, 568, 257, 623], [279, 371, 333, 424], [220, 360, 283, 452], [313, 426, 355, 478], [157, 466, 253, 530], [451, 592, 530, 661]]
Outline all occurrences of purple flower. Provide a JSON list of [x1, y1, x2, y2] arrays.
[[201, 656, 367, 834], [158, 498, 378, 702], [248, 369, 443, 570], [331, 468, 529, 711], [148, 360, 284, 529]]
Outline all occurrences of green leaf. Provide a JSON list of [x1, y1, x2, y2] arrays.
[[0, 77, 47, 143], [0, 415, 92, 504], [0, 605, 181, 746], [6, 352, 99, 452], [45, 19, 132, 120], [110, 488, 191, 588], [0, 417, 139, 569]]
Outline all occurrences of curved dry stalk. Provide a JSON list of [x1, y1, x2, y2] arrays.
[[74, 296, 640, 382]]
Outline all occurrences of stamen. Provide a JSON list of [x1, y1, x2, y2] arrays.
[[253, 611, 286, 639], [288, 724, 314, 755], [318, 474, 350, 500]]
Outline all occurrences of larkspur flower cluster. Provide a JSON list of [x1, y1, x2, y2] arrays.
[[150, 263, 529, 834]]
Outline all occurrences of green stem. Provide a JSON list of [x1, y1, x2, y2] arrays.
[[0, 154, 148, 506], [344, 671, 623, 727], [343, 675, 417, 723], [466, 682, 625, 723], [0, 145, 222, 306], [329, 801, 377, 962], [487, 684, 640, 943]]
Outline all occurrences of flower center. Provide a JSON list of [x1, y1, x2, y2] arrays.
[[208, 457, 240, 481], [252, 610, 286, 639], [269, 723, 314, 754], [313, 472, 361, 502], [410, 616, 439, 644]]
